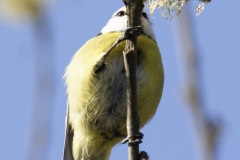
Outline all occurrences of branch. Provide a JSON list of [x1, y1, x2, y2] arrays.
[[25, 13, 55, 160], [122, 0, 144, 160], [172, 6, 220, 160]]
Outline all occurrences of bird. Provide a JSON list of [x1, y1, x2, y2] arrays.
[[63, 6, 164, 160]]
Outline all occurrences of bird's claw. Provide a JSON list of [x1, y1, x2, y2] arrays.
[[122, 132, 144, 144], [101, 25, 143, 61], [118, 26, 143, 42]]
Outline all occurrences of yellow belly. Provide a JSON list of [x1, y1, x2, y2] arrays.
[[65, 32, 164, 159]]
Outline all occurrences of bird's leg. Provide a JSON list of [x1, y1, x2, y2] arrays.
[[93, 26, 142, 73], [103, 26, 143, 144], [114, 132, 127, 139], [101, 26, 142, 59]]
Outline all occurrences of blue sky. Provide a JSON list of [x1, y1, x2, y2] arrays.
[[0, 0, 239, 160]]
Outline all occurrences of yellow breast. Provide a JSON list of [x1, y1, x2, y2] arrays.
[[65, 32, 164, 136]]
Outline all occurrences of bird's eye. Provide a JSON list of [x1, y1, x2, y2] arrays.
[[142, 12, 148, 19], [117, 11, 125, 16]]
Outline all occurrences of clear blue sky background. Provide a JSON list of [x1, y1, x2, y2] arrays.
[[0, 0, 239, 160]]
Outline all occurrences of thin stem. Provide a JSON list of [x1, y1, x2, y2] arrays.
[[123, 0, 144, 160]]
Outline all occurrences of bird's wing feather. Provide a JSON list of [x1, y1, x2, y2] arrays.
[[63, 104, 74, 160]]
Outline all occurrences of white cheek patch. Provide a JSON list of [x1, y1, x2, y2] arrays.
[[101, 16, 128, 34]]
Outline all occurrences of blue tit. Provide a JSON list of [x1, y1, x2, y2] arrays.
[[63, 6, 164, 160]]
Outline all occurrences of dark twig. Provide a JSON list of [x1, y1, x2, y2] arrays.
[[139, 151, 149, 160], [122, 0, 144, 160]]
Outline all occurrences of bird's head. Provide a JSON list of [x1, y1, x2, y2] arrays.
[[100, 6, 155, 40]]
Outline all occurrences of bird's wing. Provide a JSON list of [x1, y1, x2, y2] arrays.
[[63, 104, 74, 160]]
